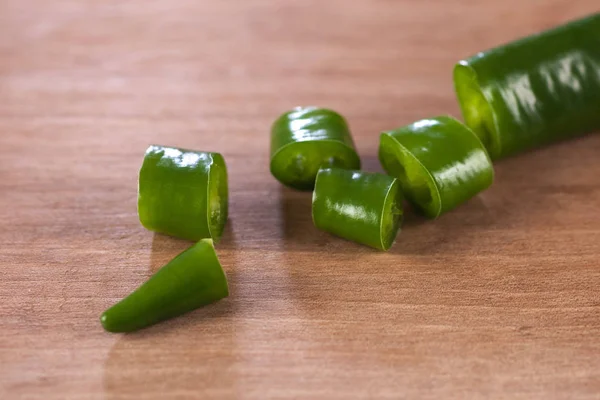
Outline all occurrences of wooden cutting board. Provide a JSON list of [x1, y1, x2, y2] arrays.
[[1, 1, 599, 399]]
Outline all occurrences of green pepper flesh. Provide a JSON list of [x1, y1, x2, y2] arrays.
[[454, 13, 600, 159], [312, 168, 402, 251], [270, 107, 361, 190], [138, 145, 228, 242], [100, 239, 228, 333], [379, 116, 493, 218]]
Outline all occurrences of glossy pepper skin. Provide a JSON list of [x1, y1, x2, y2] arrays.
[[270, 107, 361, 190], [379, 116, 493, 219], [454, 13, 600, 160], [138, 145, 228, 242], [312, 168, 403, 251], [101, 239, 228, 333]]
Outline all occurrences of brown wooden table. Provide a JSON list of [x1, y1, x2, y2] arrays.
[[2, 1, 599, 399]]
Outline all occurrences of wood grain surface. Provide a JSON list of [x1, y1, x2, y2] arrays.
[[1, 1, 600, 399]]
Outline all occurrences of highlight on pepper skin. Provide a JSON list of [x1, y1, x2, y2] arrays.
[[454, 12, 600, 160]]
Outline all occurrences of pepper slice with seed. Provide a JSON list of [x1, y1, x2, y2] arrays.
[[270, 107, 361, 190]]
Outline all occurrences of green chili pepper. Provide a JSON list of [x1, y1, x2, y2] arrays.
[[100, 238, 228, 333], [454, 13, 600, 160], [379, 116, 493, 219], [270, 107, 361, 190], [138, 145, 228, 242], [312, 168, 402, 251]]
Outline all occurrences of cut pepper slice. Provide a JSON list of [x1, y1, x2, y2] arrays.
[[138, 145, 228, 242], [270, 107, 361, 190], [379, 116, 493, 218], [312, 168, 403, 251], [101, 239, 228, 333]]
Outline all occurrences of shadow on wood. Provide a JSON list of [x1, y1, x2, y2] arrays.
[[102, 275, 240, 400], [149, 219, 237, 271], [279, 186, 379, 254], [358, 154, 385, 174], [149, 233, 193, 273], [391, 133, 600, 256]]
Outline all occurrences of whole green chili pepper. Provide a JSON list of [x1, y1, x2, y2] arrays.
[[454, 13, 600, 160], [379, 116, 493, 218], [270, 107, 361, 190], [312, 168, 403, 251], [101, 238, 228, 333], [138, 145, 228, 242]]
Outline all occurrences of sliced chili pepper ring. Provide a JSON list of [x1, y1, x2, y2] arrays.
[[379, 116, 494, 218], [312, 168, 403, 251], [270, 107, 361, 190], [138, 145, 228, 242]]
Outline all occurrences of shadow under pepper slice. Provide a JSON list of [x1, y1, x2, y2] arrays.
[[379, 116, 493, 219], [138, 145, 228, 242], [312, 168, 403, 251], [454, 13, 600, 160], [100, 238, 228, 333], [270, 106, 361, 190]]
